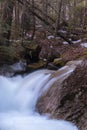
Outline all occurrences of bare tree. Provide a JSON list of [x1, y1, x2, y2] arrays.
[[0, 0, 15, 45], [55, 0, 63, 36]]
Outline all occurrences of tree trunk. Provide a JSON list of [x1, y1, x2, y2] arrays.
[[31, 0, 36, 40], [14, 0, 20, 39], [0, 0, 15, 46], [42, 0, 48, 38], [55, 0, 63, 36]]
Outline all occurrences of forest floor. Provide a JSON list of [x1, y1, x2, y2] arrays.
[[0, 29, 87, 76]]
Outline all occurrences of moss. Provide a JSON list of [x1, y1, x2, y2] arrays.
[[27, 60, 46, 71], [79, 50, 87, 59], [83, 50, 87, 55], [53, 58, 66, 67]]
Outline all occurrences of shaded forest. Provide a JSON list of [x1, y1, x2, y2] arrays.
[[0, 0, 87, 44], [0, 0, 87, 71]]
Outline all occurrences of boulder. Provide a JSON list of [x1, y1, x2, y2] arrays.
[[39, 44, 60, 63], [47, 63, 58, 70], [53, 58, 66, 67], [36, 60, 87, 130], [26, 60, 46, 72]]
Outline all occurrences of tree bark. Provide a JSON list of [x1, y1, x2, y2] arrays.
[[0, 0, 15, 46], [55, 0, 63, 36]]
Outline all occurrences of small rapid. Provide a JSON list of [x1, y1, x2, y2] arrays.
[[0, 69, 78, 130]]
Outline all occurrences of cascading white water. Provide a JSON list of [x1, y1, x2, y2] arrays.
[[0, 69, 78, 130]]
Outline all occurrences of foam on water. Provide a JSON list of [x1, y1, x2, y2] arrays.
[[0, 70, 78, 130]]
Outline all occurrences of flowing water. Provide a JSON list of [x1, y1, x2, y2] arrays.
[[0, 69, 78, 130]]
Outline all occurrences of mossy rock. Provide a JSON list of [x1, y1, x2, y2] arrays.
[[83, 50, 87, 55], [53, 58, 66, 67], [79, 49, 87, 59], [27, 60, 46, 71]]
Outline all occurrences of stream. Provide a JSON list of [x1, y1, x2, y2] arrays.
[[0, 69, 78, 130]]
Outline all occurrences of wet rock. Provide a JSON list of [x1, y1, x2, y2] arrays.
[[54, 62, 87, 130], [26, 60, 46, 72], [47, 63, 58, 70], [53, 58, 66, 67], [37, 60, 87, 130]]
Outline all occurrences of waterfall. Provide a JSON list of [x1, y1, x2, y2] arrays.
[[0, 69, 78, 130]]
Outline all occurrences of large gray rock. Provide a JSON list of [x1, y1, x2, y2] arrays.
[[37, 60, 87, 130]]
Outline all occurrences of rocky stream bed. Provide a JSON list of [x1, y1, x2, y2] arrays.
[[0, 38, 87, 130]]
